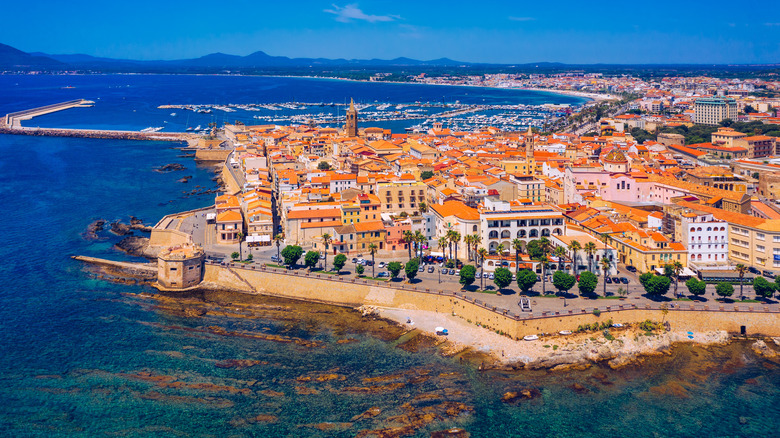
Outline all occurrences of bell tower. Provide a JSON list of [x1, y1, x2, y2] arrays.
[[525, 125, 535, 172], [345, 98, 358, 137]]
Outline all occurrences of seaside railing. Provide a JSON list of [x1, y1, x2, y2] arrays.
[[206, 260, 780, 322]]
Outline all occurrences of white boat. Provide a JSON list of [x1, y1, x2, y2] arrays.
[[559, 330, 572, 336], [612, 323, 624, 328], [523, 335, 539, 341], [170, 112, 176, 116], [435, 327, 448, 335]]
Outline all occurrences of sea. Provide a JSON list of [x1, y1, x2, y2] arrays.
[[0, 74, 778, 437]]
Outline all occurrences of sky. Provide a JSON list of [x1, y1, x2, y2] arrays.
[[3, 0, 779, 64]]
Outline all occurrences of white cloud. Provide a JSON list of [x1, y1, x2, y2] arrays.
[[324, 4, 400, 23], [509, 16, 536, 22]]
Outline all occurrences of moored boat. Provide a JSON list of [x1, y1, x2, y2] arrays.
[[523, 335, 539, 341]]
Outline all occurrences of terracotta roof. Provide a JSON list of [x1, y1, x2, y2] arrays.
[[217, 210, 242, 222], [430, 200, 479, 221]]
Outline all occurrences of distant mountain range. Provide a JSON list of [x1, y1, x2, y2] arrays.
[[1, 42, 467, 70]]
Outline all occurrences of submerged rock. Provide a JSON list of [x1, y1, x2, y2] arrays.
[[155, 163, 186, 172], [751, 340, 778, 359], [431, 429, 470, 438], [351, 407, 382, 422], [82, 219, 106, 240]]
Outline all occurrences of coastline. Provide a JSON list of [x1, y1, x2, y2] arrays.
[[376, 306, 737, 370]]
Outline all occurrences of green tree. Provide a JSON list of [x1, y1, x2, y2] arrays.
[[332, 254, 347, 274], [304, 250, 320, 270], [231, 252, 240, 260], [405, 258, 420, 281], [246, 253, 253, 261], [355, 264, 365, 276], [753, 276, 776, 300], [317, 161, 331, 170], [644, 275, 671, 297], [577, 271, 598, 296], [516, 269, 537, 294], [716, 282, 734, 299], [553, 270, 576, 295], [387, 261, 403, 279], [420, 170, 434, 180], [459, 265, 476, 288], [281, 245, 303, 267], [685, 277, 707, 298], [600, 257, 612, 296], [493, 267, 512, 290], [639, 272, 655, 289]]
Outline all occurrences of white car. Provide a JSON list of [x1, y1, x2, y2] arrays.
[[378, 262, 386, 268]]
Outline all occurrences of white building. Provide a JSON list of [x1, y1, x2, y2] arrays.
[[479, 198, 566, 254], [681, 211, 729, 268]]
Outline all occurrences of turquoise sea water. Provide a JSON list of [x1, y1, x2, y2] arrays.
[[0, 75, 778, 437]]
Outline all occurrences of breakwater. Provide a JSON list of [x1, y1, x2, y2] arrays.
[[3, 99, 93, 127], [0, 126, 194, 142]]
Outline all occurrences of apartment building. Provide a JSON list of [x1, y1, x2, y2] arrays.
[[693, 97, 737, 125], [377, 177, 427, 215]]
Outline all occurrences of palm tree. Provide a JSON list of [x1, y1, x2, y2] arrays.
[[477, 248, 488, 291], [403, 230, 414, 260], [471, 234, 481, 263], [496, 243, 506, 270], [367, 243, 378, 277], [414, 230, 426, 259], [736, 263, 748, 299], [418, 202, 428, 214], [512, 238, 523, 273], [554, 246, 566, 271], [583, 242, 597, 273], [236, 232, 244, 260], [568, 240, 582, 276], [445, 229, 456, 262], [451, 231, 462, 266], [465, 235, 475, 261], [321, 233, 332, 271], [670, 260, 683, 298], [274, 233, 285, 261], [438, 237, 449, 265], [600, 257, 611, 297], [536, 237, 553, 295]]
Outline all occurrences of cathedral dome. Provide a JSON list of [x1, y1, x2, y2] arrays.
[[603, 149, 628, 163]]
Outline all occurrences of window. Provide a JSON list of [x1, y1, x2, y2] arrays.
[[757, 245, 765, 252], [757, 233, 765, 241]]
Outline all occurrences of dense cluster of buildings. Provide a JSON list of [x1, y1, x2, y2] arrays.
[[207, 93, 780, 279]]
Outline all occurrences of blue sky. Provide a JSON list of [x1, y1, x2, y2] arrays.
[[3, 1, 779, 64]]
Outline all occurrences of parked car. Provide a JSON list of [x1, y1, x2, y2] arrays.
[[612, 277, 620, 283], [418, 265, 425, 272], [625, 265, 637, 273], [319, 254, 326, 260], [377, 272, 388, 277], [605, 277, 613, 284], [449, 269, 456, 276], [512, 274, 517, 281], [620, 277, 629, 284], [454, 269, 460, 275], [270, 255, 280, 262], [441, 268, 449, 275], [483, 272, 490, 278], [427, 266, 435, 273], [351, 258, 358, 263], [378, 262, 386, 269]]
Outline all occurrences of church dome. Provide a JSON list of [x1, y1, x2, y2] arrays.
[[603, 149, 628, 163]]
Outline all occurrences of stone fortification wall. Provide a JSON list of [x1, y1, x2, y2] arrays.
[[195, 149, 231, 162], [220, 163, 242, 195], [202, 263, 780, 338], [149, 229, 192, 248]]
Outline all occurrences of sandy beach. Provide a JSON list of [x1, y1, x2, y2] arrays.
[[377, 306, 732, 369]]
